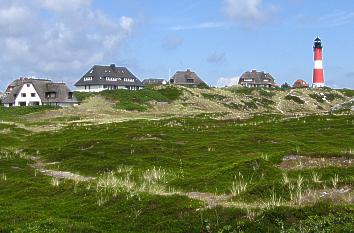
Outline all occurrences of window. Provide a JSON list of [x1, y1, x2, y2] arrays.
[[14, 94, 17, 98], [21, 93, 26, 97], [104, 85, 108, 89], [68, 92, 73, 99], [29, 102, 40, 106], [106, 77, 117, 81], [187, 79, 194, 83], [31, 93, 36, 97], [45, 92, 56, 99], [84, 77, 93, 81], [27, 84, 30, 87]]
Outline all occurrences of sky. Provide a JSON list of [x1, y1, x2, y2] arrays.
[[0, 0, 354, 90]]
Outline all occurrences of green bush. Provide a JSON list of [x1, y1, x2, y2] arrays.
[[339, 89, 354, 97], [100, 86, 182, 111], [73, 92, 96, 102], [202, 93, 228, 101], [309, 94, 325, 103], [285, 95, 305, 104], [0, 106, 57, 121]]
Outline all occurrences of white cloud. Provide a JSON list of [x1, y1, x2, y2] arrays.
[[120, 16, 135, 35], [319, 10, 354, 27], [40, 0, 91, 12], [0, 1, 136, 88], [161, 36, 184, 50], [222, 0, 276, 26], [206, 52, 226, 63], [169, 22, 227, 31], [216, 76, 240, 87]]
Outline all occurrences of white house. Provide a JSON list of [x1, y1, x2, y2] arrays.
[[2, 78, 79, 107], [142, 79, 168, 85], [75, 64, 144, 92]]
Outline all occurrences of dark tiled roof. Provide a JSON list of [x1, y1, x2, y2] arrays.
[[142, 79, 167, 85], [170, 69, 207, 86], [75, 65, 144, 87], [2, 79, 78, 104], [238, 70, 275, 85]]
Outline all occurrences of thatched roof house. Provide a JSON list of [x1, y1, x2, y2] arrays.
[[170, 69, 207, 87], [238, 70, 276, 88], [2, 78, 78, 107]]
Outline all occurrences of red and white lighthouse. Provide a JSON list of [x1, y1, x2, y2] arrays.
[[312, 37, 325, 88]]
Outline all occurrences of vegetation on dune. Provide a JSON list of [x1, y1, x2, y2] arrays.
[[0, 106, 58, 121], [75, 86, 182, 111], [339, 88, 354, 98], [0, 114, 353, 232], [73, 91, 96, 102], [0, 87, 353, 232], [285, 95, 305, 104]]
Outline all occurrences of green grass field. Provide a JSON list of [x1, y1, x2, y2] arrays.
[[0, 88, 353, 232]]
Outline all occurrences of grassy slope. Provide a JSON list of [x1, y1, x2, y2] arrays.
[[74, 86, 182, 111], [0, 89, 354, 232], [25, 115, 354, 193], [0, 114, 353, 232], [73, 86, 351, 115]]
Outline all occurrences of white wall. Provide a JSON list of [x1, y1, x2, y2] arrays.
[[15, 83, 42, 106], [76, 85, 139, 92], [76, 85, 105, 92]]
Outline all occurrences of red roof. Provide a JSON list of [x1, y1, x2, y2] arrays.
[[293, 79, 309, 88]]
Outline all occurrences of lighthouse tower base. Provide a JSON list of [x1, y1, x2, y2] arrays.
[[312, 83, 325, 88]]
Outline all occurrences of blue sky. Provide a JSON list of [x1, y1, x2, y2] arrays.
[[0, 0, 354, 89]]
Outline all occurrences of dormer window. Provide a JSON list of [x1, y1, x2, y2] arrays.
[[26, 84, 30, 87], [45, 92, 56, 99], [106, 77, 118, 81], [84, 77, 93, 81]]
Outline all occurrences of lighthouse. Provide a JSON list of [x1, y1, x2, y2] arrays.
[[312, 37, 325, 88]]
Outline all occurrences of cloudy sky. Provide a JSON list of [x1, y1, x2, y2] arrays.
[[0, 0, 354, 90]]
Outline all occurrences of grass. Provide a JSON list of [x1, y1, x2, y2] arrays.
[[74, 86, 182, 111], [101, 86, 182, 111], [0, 101, 353, 231], [0, 105, 57, 121], [338, 88, 354, 97]]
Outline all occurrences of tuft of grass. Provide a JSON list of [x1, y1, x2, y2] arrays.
[[230, 173, 249, 196], [311, 172, 322, 183], [296, 175, 304, 205], [331, 174, 340, 189]]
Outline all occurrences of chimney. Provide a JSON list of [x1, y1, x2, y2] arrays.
[[110, 64, 116, 69]]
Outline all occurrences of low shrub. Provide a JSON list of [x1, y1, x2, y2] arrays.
[[285, 95, 305, 104]]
